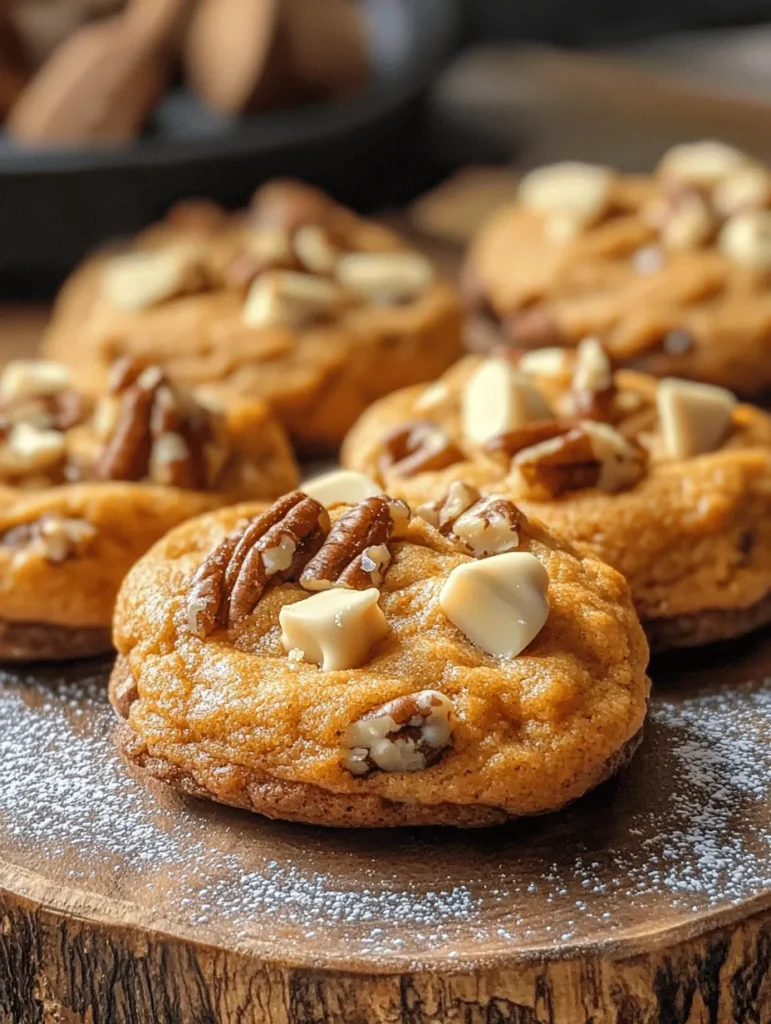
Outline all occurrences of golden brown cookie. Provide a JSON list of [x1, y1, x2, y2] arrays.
[[342, 341, 771, 650], [0, 357, 297, 660], [41, 180, 464, 453], [464, 142, 771, 398], [110, 489, 649, 827]]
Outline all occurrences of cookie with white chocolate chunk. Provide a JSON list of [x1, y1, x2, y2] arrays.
[[41, 180, 463, 453], [342, 340, 771, 650], [464, 141, 771, 398], [0, 356, 296, 661], [110, 488, 649, 827]]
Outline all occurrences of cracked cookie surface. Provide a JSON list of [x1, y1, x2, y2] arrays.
[[111, 494, 649, 827]]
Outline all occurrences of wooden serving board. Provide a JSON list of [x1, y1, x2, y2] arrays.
[[1, 636, 771, 1023]]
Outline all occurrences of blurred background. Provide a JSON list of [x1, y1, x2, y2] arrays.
[[2, 0, 771, 295]]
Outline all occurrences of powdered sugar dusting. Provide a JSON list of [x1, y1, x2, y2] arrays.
[[1, 656, 770, 969]]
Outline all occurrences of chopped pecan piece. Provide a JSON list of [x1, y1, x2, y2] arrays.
[[379, 420, 463, 479], [187, 492, 330, 638], [483, 420, 567, 463], [418, 483, 524, 557], [343, 690, 454, 775], [1, 514, 96, 564], [566, 337, 617, 423], [300, 496, 410, 592], [0, 360, 86, 433], [512, 422, 646, 498], [95, 360, 228, 489], [502, 307, 565, 350]]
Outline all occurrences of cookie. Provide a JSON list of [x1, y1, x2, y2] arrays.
[[341, 341, 771, 650], [464, 142, 771, 398], [41, 180, 464, 453], [110, 489, 649, 827], [0, 357, 297, 661]]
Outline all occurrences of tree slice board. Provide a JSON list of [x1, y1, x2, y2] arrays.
[[1, 634, 771, 1023]]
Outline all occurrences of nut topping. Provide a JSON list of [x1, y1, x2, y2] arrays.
[[95, 359, 228, 489], [440, 552, 550, 658], [713, 165, 771, 217], [567, 337, 617, 422], [280, 588, 389, 673], [483, 420, 567, 462], [335, 251, 434, 304], [0, 361, 86, 434], [1, 514, 96, 564], [511, 422, 645, 498], [644, 186, 715, 252], [343, 690, 454, 776], [379, 420, 463, 479], [186, 491, 330, 638], [293, 225, 338, 275], [0, 421, 67, 477], [299, 496, 410, 592], [417, 482, 524, 557], [243, 269, 347, 329], [0, 361, 71, 399]]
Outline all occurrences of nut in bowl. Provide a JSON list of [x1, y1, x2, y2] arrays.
[[110, 485, 649, 827], [342, 339, 771, 651], [0, 355, 297, 661]]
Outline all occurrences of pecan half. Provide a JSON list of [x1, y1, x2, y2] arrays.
[[379, 420, 463, 479], [343, 690, 454, 776], [418, 483, 524, 557], [186, 492, 330, 638], [299, 496, 410, 592], [95, 359, 227, 489]]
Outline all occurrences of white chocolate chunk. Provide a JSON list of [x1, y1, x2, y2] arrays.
[[0, 361, 71, 399], [103, 249, 198, 311], [660, 192, 714, 252], [713, 165, 771, 217], [293, 225, 338, 275], [718, 210, 771, 270], [462, 358, 552, 445], [573, 337, 612, 393], [414, 380, 451, 414], [244, 225, 293, 264], [279, 588, 389, 672], [656, 378, 736, 459], [243, 270, 345, 328], [518, 348, 568, 377], [518, 162, 612, 228], [301, 469, 380, 508], [657, 140, 750, 186], [335, 251, 434, 303], [439, 552, 549, 658]]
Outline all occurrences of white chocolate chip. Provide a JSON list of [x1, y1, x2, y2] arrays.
[[573, 337, 612, 394], [103, 249, 201, 311], [243, 270, 346, 328], [414, 380, 451, 414], [279, 588, 389, 672], [657, 140, 750, 187], [462, 358, 552, 445], [439, 552, 549, 658], [660, 192, 715, 252], [245, 225, 293, 265], [718, 210, 771, 270], [301, 469, 380, 508], [335, 251, 434, 304], [518, 162, 612, 229], [656, 377, 737, 459], [713, 165, 771, 218], [0, 361, 71, 399], [518, 348, 569, 377], [293, 225, 338, 275]]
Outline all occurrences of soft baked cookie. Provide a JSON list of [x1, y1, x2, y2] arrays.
[[463, 141, 771, 397], [0, 357, 297, 660], [342, 340, 771, 650], [41, 180, 464, 453], [110, 487, 649, 827]]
